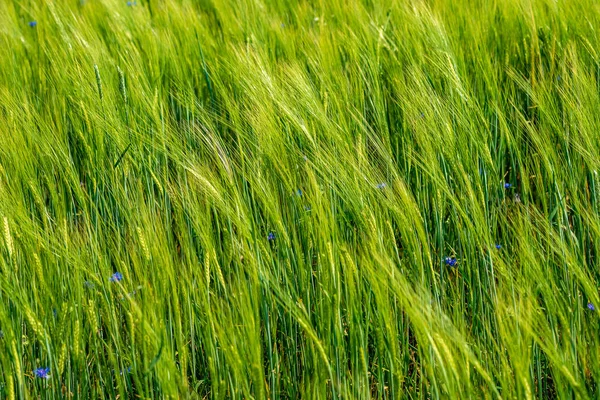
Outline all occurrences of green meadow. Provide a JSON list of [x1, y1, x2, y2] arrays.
[[1, 0, 600, 398]]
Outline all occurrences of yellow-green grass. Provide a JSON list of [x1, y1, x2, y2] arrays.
[[1, 0, 600, 398]]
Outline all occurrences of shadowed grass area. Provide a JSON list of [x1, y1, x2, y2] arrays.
[[1, 0, 600, 398]]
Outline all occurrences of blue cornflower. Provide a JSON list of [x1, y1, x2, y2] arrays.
[[495, 244, 501, 250], [126, 1, 137, 6], [588, 302, 595, 311], [267, 232, 275, 241], [109, 272, 123, 282], [29, 21, 37, 27], [444, 257, 457, 267], [34, 367, 50, 379], [376, 183, 387, 189], [504, 183, 512, 189]]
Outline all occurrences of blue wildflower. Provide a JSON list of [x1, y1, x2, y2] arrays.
[[29, 21, 37, 27], [34, 367, 50, 379], [588, 302, 595, 311], [109, 272, 123, 282], [504, 183, 512, 189], [444, 257, 457, 267], [120, 366, 132, 375], [296, 189, 302, 196], [267, 232, 275, 241], [495, 244, 501, 250], [126, 1, 137, 5], [376, 183, 387, 189]]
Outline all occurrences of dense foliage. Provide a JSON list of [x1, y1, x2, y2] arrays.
[[1, 0, 600, 398]]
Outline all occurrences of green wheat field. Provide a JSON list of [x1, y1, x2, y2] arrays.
[[1, 0, 600, 398]]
